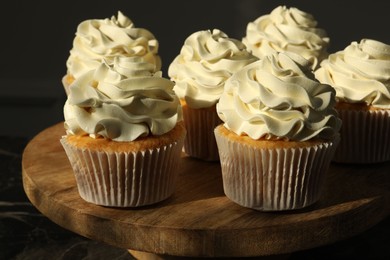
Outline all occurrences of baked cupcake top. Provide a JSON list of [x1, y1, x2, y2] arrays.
[[66, 11, 161, 79], [217, 52, 341, 141], [242, 5, 329, 70], [64, 56, 182, 142], [168, 29, 258, 109], [314, 39, 390, 109]]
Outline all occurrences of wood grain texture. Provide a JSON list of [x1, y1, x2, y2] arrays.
[[22, 122, 390, 258]]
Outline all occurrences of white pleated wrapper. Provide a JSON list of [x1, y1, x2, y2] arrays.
[[215, 129, 340, 211], [182, 104, 222, 161], [60, 135, 185, 207], [333, 109, 390, 164]]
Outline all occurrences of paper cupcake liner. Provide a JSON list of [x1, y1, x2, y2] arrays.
[[60, 137, 184, 207], [215, 132, 339, 211], [182, 104, 222, 161], [333, 109, 390, 164]]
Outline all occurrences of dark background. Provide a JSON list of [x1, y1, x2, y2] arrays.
[[0, 1, 389, 259], [4, 0, 390, 80], [1, 0, 390, 138]]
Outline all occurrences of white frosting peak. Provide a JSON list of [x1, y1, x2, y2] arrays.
[[64, 57, 182, 142], [315, 39, 390, 108], [242, 5, 329, 69], [168, 29, 258, 109], [217, 52, 341, 141], [66, 11, 161, 79]]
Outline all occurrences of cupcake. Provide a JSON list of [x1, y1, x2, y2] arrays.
[[315, 39, 390, 164], [215, 52, 341, 211], [168, 29, 258, 161], [242, 5, 329, 70], [63, 11, 161, 95], [60, 56, 185, 207]]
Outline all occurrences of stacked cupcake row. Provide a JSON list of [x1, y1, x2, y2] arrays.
[[60, 6, 390, 211]]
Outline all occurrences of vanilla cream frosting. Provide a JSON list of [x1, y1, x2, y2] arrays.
[[64, 56, 182, 142], [168, 29, 258, 109], [242, 5, 329, 70], [217, 52, 341, 141], [315, 39, 390, 108], [66, 11, 161, 79]]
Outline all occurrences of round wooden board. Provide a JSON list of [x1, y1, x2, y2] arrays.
[[22, 122, 390, 258]]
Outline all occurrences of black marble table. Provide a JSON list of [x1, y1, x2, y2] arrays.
[[1, 135, 390, 259]]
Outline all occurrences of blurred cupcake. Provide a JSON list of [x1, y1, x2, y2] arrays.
[[242, 5, 329, 70], [215, 52, 341, 211], [63, 11, 161, 95], [61, 56, 185, 207], [315, 39, 390, 164], [168, 29, 257, 161]]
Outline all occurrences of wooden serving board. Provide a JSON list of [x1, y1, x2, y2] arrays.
[[22, 122, 390, 258]]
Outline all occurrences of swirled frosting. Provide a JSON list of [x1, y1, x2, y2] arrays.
[[66, 11, 161, 79], [217, 52, 341, 141], [315, 39, 390, 108], [242, 5, 329, 70], [168, 29, 258, 109], [64, 56, 182, 142]]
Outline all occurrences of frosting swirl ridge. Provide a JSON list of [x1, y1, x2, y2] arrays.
[[64, 56, 182, 142], [66, 11, 161, 78], [315, 39, 390, 108], [242, 5, 329, 69], [217, 52, 341, 141], [168, 29, 258, 109]]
